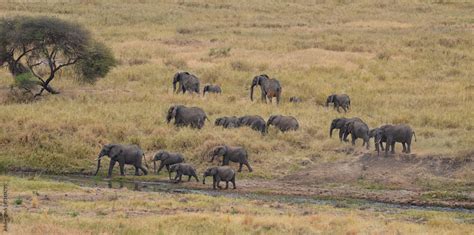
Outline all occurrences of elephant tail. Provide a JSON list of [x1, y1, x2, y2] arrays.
[[412, 131, 417, 142]]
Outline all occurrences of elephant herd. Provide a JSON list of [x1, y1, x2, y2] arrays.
[[329, 118, 416, 156], [93, 71, 416, 189]]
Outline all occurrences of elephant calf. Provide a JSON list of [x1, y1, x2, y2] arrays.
[[238, 115, 266, 135], [94, 144, 148, 178], [203, 166, 236, 190], [267, 115, 299, 132], [166, 105, 208, 129], [330, 117, 363, 142], [152, 150, 185, 178], [343, 119, 370, 149], [210, 145, 253, 172], [203, 84, 222, 96], [215, 116, 240, 129], [326, 94, 351, 113], [289, 96, 302, 103], [169, 163, 199, 183]]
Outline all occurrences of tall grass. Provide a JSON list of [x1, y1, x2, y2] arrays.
[[0, 0, 472, 179]]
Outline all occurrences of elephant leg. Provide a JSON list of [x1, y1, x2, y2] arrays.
[[107, 160, 116, 178], [402, 143, 407, 153], [179, 173, 183, 182], [245, 162, 253, 172], [380, 142, 385, 151], [407, 142, 411, 153], [339, 130, 344, 142], [169, 171, 173, 180], [238, 163, 243, 172], [351, 134, 356, 146], [156, 164, 165, 174], [119, 162, 125, 176], [134, 166, 140, 176], [165, 165, 170, 172], [216, 176, 222, 189], [188, 175, 192, 182], [342, 106, 347, 112], [276, 94, 280, 104], [194, 174, 199, 182], [223, 157, 230, 166], [212, 176, 217, 189], [225, 181, 229, 189], [139, 166, 148, 175], [231, 176, 236, 189], [390, 142, 396, 154]]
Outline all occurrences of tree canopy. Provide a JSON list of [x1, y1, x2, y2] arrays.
[[0, 16, 116, 96]]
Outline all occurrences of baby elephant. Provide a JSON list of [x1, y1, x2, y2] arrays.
[[152, 150, 185, 178], [267, 115, 299, 132], [210, 145, 252, 172], [326, 94, 351, 112], [203, 84, 222, 96], [203, 166, 236, 190], [169, 163, 199, 183], [215, 116, 240, 128], [289, 96, 302, 103]]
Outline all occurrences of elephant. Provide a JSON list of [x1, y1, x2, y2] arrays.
[[173, 72, 200, 94], [166, 105, 208, 129], [94, 144, 148, 178], [169, 163, 199, 183], [369, 126, 390, 155], [203, 84, 222, 96], [267, 115, 299, 132], [344, 120, 370, 149], [210, 145, 253, 172], [250, 74, 282, 104], [326, 94, 351, 112], [152, 150, 185, 177], [203, 166, 236, 190], [289, 96, 302, 103], [329, 117, 363, 142], [238, 115, 266, 134], [376, 124, 417, 156], [215, 116, 241, 128]]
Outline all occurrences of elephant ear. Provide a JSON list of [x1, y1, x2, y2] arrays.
[[210, 167, 218, 175], [108, 145, 122, 159]]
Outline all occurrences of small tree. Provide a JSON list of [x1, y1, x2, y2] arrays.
[[0, 17, 115, 96]]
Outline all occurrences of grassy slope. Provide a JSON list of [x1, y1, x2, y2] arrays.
[[0, 1, 473, 182], [1, 175, 473, 234]]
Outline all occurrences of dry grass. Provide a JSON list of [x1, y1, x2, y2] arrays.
[[1, 176, 473, 234], [0, 1, 472, 184]]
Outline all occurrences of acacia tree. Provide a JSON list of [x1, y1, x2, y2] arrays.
[[0, 17, 115, 96]]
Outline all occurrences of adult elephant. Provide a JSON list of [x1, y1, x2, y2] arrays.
[[173, 72, 200, 94], [330, 117, 363, 142], [238, 115, 266, 134], [94, 144, 148, 178], [267, 115, 299, 132], [377, 124, 416, 156], [326, 94, 351, 112], [215, 116, 240, 128], [210, 145, 253, 172], [203, 84, 222, 96], [250, 74, 282, 104], [152, 150, 185, 176], [344, 120, 370, 149], [166, 105, 208, 129]]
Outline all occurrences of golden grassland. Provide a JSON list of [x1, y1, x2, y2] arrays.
[[1, 175, 473, 234], [0, 0, 473, 183]]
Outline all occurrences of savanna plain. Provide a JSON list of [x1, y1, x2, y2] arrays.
[[0, 0, 473, 234]]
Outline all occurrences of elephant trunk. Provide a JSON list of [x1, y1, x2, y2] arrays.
[[153, 160, 157, 173], [94, 158, 101, 176], [250, 84, 255, 101]]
